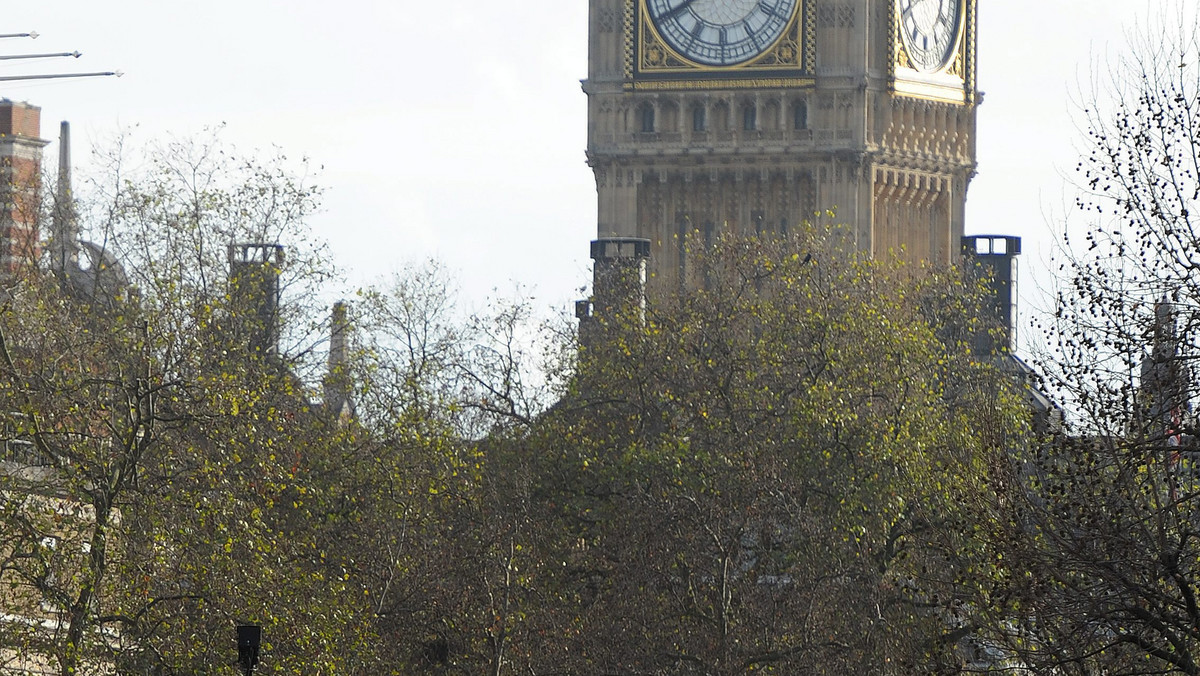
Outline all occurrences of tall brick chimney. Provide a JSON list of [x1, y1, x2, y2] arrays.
[[0, 100, 49, 276]]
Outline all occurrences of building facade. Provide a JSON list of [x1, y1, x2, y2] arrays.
[[585, 0, 978, 292], [0, 100, 48, 277]]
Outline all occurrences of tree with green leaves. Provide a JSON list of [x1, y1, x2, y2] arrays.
[[0, 134, 383, 674], [433, 228, 1027, 674]]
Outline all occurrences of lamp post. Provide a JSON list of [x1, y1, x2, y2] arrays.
[[236, 624, 261, 676]]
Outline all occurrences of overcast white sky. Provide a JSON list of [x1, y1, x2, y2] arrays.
[[0, 1, 1160, 342]]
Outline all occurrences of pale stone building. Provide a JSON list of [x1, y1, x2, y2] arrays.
[[584, 0, 978, 293]]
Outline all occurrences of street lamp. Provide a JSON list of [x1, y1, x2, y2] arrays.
[[236, 624, 261, 676]]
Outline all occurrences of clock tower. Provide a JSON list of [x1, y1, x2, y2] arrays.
[[584, 0, 978, 292]]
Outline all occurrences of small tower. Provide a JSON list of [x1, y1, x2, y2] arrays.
[[47, 120, 132, 306], [0, 100, 49, 277], [228, 243, 284, 357]]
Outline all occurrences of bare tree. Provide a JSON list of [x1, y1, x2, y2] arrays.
[[981, 5, 1200, 673]]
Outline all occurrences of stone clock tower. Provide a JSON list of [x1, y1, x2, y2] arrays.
[[584, 0, 978, 292]]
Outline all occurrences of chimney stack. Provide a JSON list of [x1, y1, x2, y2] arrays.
[[577, 237, 651, 346], [228, 243, 284, 357], [49, 120, 80, 275], [962, 235, 1021, 355], [324, 301, 355, 420]]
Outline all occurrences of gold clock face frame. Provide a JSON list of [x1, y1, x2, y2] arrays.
[[645, 0, 801, 67], [631, 0, 814, 86], [897, 0, 963, 73]]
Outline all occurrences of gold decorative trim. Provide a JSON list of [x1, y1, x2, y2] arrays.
[[887, 0, 897, 80], [629, 77, 816, 91], [624, 0, 635, 80], [966, 0, 977, 103], [946, 51, 964, 78], [803, 0, 816, 74], [895, 40, 912, 72], [634, 0, 810, 78]]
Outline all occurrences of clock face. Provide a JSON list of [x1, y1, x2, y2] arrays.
[[897, 0, 962, 73], [647, 0, 801, 67]]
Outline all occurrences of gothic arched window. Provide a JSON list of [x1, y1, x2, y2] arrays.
[[742, 104, 757, 131], [640, 105, 656, 133], [793, 100, 809, 130]]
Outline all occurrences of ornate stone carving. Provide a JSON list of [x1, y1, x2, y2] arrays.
[[598, 7, 621, 32]]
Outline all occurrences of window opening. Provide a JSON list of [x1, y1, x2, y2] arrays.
[[793, 100, 808, 130], [641, 105, 656, 133]]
